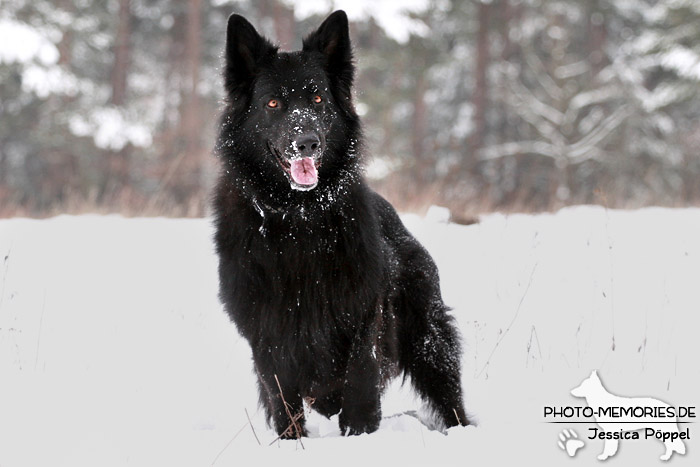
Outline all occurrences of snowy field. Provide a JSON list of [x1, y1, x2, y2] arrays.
[[0, 206, 698, 466]]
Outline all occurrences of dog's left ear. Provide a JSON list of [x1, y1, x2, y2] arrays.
[[303, 10, 354, 89]]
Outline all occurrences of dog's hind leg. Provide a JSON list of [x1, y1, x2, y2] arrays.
[[378, 202, 469, 429], [398, 296, 469, 429], [661, 437, 686, 461]]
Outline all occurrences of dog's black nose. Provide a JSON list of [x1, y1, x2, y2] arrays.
[[293, 133, 321, 157]]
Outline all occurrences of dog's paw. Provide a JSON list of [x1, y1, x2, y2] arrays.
[[339, 421, 380, 436], [338, 404, 381, 436], [558, 429, 585, 457], [339, 413, 380, 436]]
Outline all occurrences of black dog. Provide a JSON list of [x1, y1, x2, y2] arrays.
[[213, 10, 470, 438]]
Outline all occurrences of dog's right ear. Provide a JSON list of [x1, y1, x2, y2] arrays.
[[224, 14, 276, 95]]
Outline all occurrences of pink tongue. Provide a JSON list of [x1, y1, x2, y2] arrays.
[[290, 157, 318, 186]]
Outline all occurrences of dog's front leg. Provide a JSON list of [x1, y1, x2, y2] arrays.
[[599, 438, 619, 460], [254, 354, 307, 439], [339, 319, 381, 436]]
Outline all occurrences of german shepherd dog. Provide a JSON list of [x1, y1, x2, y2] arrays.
[[213, 10, 470, 438]]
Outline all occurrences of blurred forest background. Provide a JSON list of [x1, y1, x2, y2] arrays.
[[1, 0, 699, 218]]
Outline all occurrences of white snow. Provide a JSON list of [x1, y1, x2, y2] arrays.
[[0, 19, 59, 66], [659, 46, 700, 81], [21, 65, 81, 99], [0, 206, 699, 466], [69, 108, 154, 151], [288, 0, 430, 43]]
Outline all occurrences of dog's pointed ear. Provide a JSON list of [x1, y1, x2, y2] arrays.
[[225, 14, 275, 95], [302, 10, 354, 88]]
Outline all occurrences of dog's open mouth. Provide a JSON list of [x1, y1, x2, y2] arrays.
[[289, 157, 319, 188], [271, 145, 321, 191]]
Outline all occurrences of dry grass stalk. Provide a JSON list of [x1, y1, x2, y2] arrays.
[[269, 374, 305, 449]]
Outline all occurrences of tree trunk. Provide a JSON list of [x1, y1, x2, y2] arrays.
[[56, 0, 74, 66], [107, 0, 132, 200], [587, 1, 607, 76], [412, 73, 428, 174], [499, 0, 514, 62], [273, 1, 296, 50], [0, 152, 6, 186], [470, 1, 491, 156], [111, 0, 131, 106], [179, 0, 203, 204]]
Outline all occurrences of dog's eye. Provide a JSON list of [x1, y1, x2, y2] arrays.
[[313, 95, 323, 104], [266, 99, 279, 109]]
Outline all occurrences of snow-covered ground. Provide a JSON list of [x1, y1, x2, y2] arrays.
[[0, 206, 698, 466]]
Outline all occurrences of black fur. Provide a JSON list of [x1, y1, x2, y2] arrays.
[[213, 10, 470, 438]]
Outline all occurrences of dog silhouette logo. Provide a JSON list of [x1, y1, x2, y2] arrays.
[[571, 370, 687, 461]]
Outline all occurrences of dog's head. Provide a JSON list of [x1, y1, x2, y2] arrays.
[[571, 370, 603, 398], [220, 11, 359, 194]]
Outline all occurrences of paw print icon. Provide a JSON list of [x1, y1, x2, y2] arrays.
[[558, 428, 585, 457]]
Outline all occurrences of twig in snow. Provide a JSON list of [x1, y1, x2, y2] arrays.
[[211, 420, 250, 466], [211, 406, 263, 465], [245, 408, 261, 446], [598, 192, 616, 351], [0, 249, 10, 315], [453, 408, 462, 426], [267, 398, 314, 447], [477, 262, 538, 378], [268, 411, 305, 447], [525, 325, 543, 369], [34, 289, 47, 371], [270, 374, 305, 449]]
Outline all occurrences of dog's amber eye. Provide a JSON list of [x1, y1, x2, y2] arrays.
[[267, 99, 279, 109], [313, 95, 323, 104]]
